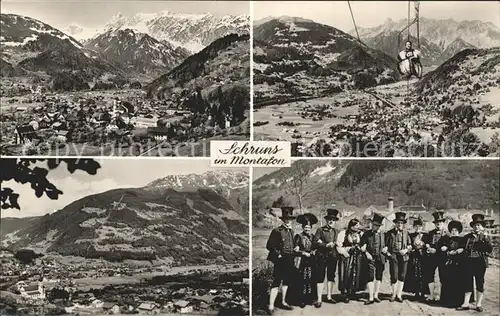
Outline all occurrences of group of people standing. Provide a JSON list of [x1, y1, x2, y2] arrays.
[[265, 207, 494, 314]]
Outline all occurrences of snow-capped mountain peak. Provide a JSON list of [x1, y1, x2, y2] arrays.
[[1, 13, 82, 49], [83, 27, 189, 76], [146, 170, 249, 193], [356, 17, 500, 49], [276, 16, 314, 24], [95, 11, 249, 53]]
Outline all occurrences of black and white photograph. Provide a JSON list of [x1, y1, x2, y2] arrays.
[[252, 1, 500, 157], [252, 160, 500, 315], [0, 158, 250, 315], [0, 1, 250, 157]]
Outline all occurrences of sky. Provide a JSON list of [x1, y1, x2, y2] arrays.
[[0, 0, 250, 29], [254, 1, 500, 32], [1, 159, 246, 218]]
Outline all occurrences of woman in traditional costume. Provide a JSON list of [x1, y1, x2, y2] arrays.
[[292, 213, 319, 308], [403, 219, 430, 300], [336, 218, 365, 303]]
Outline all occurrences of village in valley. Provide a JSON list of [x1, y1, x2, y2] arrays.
[[0, 251, 249, 315], [0, 158, 251, 315], [1, 78, 248, 157], [252, 2, 500, 157], [0, 1, 250, 157]]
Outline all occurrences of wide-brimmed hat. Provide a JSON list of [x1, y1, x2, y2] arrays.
[[413, 218, 424, 227], [393, 212, 407, 224], [297, 213, 319, 226], [324, 208, 340, 221], [470, 213, 486, 227], [372, 213, 385, 226], [432, 211, 446, 223], [448, 220, 463, 233], [484, 218, 495, 228], [280, 207, 296, 220]]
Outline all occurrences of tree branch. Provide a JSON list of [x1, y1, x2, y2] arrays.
[[0, 158, 101, 211]]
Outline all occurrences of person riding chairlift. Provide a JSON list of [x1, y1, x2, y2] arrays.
[[397, 40, 422, 79]]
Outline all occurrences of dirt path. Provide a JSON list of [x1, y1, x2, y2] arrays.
[[253, 229, 500, 316], [255, 262, 499, 316]]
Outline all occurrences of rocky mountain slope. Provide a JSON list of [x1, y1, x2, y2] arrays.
[[363, 32, 443, 66], [438, 37, 477, 64], [84, 28, 189, 78], [417, 47, 500, 108], [1, 171, 249, 265], [356, 17, 500, 66], [0, 13, 128, 89], [253, 17, 400, 104], [146, 33, 250, 127], [93, 12, 250, 53], [146, 170, 249, 217], [253, 160, 499, 224], [356, 17, 500, 50]]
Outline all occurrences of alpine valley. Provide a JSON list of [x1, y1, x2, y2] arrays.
[[0, 11, 250, 156], [1, 170, 249, 265], [253, 16, 500, 157], [0, 168, 250, 315]]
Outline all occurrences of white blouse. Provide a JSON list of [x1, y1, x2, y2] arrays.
[[336, 229, 363, 256]]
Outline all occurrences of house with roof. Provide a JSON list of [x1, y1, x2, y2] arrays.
[[91, 299, 104, 308], [147, 127, 172, 141], [19, 282, 45, 300], [102, 302, 120, 314], [174, 300, 193, 314], [137, 302, 160, 315]]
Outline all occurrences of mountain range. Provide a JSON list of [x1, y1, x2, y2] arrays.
[[147, 33, 250, 99], [66, 12, 250, 53], [354, 17, 500, 66], [252, 160, 499, 226], [1, 170, 249, 265], [84, 28, 190, 78], [253, 16, 400, 104], [1, 11, 250, 89], [0, 13, 128, 89]]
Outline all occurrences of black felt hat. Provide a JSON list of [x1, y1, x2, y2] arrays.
[[470, 213, 486, 227], [297, 213, 319, 226], [324, 208, 340, 221], [432, 211, 446, 223], [393, 212, 407, 224], [372, 213, 385, 226], [448, 220, 463, 233], [280, 207, 296, 220]]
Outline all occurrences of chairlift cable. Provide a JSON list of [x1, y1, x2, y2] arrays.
[[407, 0, 411, 42], [415, 1, 420, 48], [347, 1, 364, 47]]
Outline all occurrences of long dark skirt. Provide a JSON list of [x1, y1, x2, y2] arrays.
[[404, 252, 430, 295], [338, 249, 365, 295], [290, 256, 316, 306], [440, 258, 467, 308]]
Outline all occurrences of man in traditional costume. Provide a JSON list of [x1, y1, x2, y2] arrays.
[[386, 212, 412, 302], [360, 213, 388, 305], [457, 214, 494, 312], [313, 208, 340, 307], [425, 211, 448, 303], [266, 207, 297, 314]]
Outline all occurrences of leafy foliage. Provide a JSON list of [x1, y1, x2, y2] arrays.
[[0, 158, 100, 210], [14, 248, 44, 264]]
